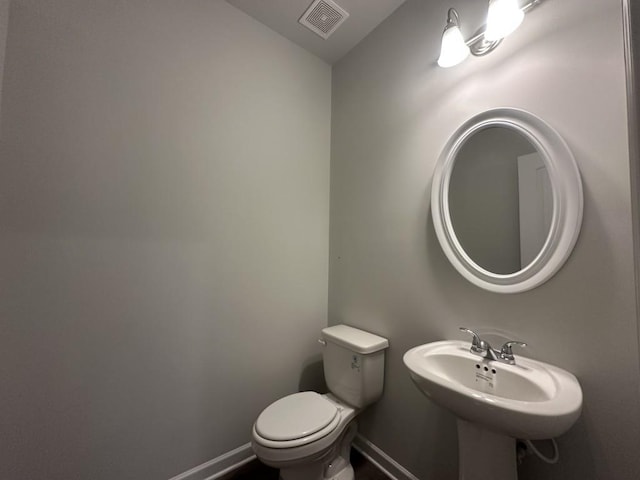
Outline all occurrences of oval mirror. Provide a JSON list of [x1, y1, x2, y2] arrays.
[[431, 108, 583, 293]]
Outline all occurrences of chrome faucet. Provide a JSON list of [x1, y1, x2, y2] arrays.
[[459, 327, 527, 365]]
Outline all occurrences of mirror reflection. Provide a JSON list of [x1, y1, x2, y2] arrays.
[[448, 127, 552, 275]]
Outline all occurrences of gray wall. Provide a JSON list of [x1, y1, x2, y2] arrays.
[[625, 1, 640, 406], [0, 1, 330, 478], [0, 0, 8, 111], [330, 0, 640, 479]]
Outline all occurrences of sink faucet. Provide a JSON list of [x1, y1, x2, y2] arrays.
[[459, 327, 527, 365]]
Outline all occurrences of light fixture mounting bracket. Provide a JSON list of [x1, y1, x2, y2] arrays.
[[467, 27, 502, 56]]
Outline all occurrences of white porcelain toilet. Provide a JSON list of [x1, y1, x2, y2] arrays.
[[251, 324, 389, 480]]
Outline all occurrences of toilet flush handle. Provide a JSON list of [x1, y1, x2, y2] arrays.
[[318, 338, 327, 346]]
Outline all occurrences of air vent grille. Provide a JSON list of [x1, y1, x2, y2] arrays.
[[299, 0, 349, 40]]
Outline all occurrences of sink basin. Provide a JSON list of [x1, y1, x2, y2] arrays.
[[403, 340, 582, 439]]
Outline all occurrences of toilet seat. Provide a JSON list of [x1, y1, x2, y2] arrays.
[[253, 392, 341, 449]]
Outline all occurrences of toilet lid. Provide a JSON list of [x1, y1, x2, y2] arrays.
[[255, 392, 338, 441]]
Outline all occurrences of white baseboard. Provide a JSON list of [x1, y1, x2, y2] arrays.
[[168, 434, 417, 480], [167, 442, 256, 480], [353, 434, 420, 480]]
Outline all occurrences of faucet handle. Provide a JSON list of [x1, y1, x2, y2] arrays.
[[459, 327, 488, 354], [499, 341, 527, 364]]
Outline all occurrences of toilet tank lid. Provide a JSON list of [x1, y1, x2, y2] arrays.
[[321, 324, 389, 354]]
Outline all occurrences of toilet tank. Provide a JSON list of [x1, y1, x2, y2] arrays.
[[321, 324, 389, 408]]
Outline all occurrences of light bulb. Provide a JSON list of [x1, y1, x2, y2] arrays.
[[438, 25, 470, 68], [484, 0, 524, 42]]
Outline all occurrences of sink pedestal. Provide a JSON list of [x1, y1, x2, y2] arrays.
[[457, 420, 517, 480]]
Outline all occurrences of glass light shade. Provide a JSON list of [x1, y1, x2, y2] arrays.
[[437, 26, 470, 68], [484, 0, 524, 41]]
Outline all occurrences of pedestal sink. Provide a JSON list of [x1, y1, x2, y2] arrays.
[[403, 340, 582, 480]]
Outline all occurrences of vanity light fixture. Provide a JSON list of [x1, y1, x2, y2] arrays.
[[438, 0, 544, 68], [437, 9, 470, 68], [485, 0, 524, 41]]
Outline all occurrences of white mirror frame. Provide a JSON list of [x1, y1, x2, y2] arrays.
[[431, 108, 583, 294]]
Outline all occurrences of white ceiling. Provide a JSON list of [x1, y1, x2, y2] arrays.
[[227, 0, 407, 64]]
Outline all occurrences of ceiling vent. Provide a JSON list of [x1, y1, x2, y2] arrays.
[[299, 0, 349, 40]]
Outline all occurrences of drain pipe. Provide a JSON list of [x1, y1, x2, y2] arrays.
[[518, 438, 560, 465]]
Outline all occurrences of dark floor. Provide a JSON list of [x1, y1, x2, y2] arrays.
[[220, 448, 389, 479]]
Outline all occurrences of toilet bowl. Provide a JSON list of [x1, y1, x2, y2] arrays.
[[251, 325, 389, 480], [251, 393, 357, 480]]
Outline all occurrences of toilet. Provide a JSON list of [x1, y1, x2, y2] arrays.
[[251, 324, 389, 480]]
